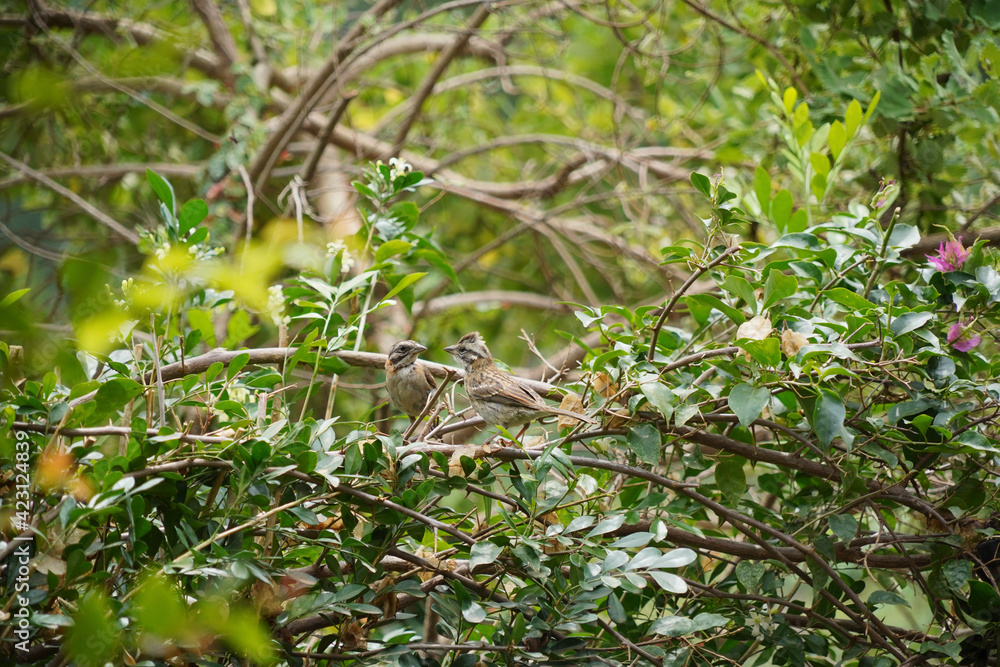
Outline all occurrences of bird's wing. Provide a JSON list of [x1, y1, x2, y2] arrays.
[[467, 370, 547, 410]]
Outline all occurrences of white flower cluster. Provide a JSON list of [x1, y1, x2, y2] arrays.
[[228, 386, 250, 404], [745, 605, 776, 640], [154, 242, 171, 260], [266, 285, 291, 327], [388, 157, 412, 181], [112, 278, 134, 309], [326, 240, 354, 274]]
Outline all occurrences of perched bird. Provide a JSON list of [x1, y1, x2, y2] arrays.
[[385, 340, 437, 418], [443, 331, 596, 438]]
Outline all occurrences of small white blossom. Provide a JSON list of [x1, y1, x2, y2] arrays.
[[229, 387, 250, 404], [326, 240, 354, 274], [154, 242, 171, 260], [326, 240, 346, 256], [745, 605, 775, 640], [266, 285, 290, 327], [388, 157, 412, 181]]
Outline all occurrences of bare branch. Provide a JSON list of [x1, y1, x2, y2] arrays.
[[0, 150, 140, 244]]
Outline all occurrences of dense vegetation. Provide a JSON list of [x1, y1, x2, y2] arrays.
[[2, 1, 999, 665]]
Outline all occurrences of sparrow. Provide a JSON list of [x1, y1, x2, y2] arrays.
[[385, 340, 437, 418], [443, 331, 596, 438]]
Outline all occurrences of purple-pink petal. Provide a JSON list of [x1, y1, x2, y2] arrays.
[[947, 323, 963, 343], [927, 255, 950, 272], [927, 237, 969, 272], [952, 335, 981, 352]]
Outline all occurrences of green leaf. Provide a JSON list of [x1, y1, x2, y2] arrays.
[[812, 388, 845, 450], [650, 615, 694, 636], [868, 590, 909, 608], [715, 458, 746, 505], [809, 152, 830, 177], [771, 189, 793, 232], [942, 558, 973, 592], [720, 275, 757, 313], [607, 594, 626, 624], [414, 247, 459, 285], [227, 352, 250, 381], [690, 613, 729, 632], [375, 239, 412, 263], [787, 209, 808, 233], [762, 270, 797, 309], [388, 201, 420, 230], [825, 287, 876, 311], [782, 86, 797, 114], [864, 90, 880, 121], [469, 541, 502, 571], [610, 532, 653, 549], [640, 382, 674, 421], [146, 168, 175, 216], [887, 224, 920, 250], [889, 311, 933, 336], [736, 561, 764, 591], [90, 377, 144, 424], [587, 514, 625, 537], [178, 199, 208, 236], [752, 167, 771, 214], [828, 120, 847, 160], [0, 288, 30, 308], [740, 338, 781, 367], [684, 294, 746, 325], [828, 514, 858, 542], [727, 383, 770, 428], [690, 172, 711, 198], [383, 272, 426, 301], [627, 423, 661, 466], [462, 599, 487, 623], [845, 99, 863, 138]]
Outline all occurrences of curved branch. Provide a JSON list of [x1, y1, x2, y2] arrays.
[[390, 3, 492, 155], [0, 162, 200, 192], [412, 290, 575, 316], [0, 150, 140, 244]]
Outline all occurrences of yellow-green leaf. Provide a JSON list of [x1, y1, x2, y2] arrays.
[[864, 90, 881, 121], [845, 99, 863, 138], [384, 272, 426, 301], [809, 152, 830, 177], [829, 120, 847, 160], [783, 87, 798, 114]]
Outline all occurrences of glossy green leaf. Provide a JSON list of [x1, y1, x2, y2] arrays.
[[716, 458, 746, 505], [812, 388, 845, 450], [889, 311, 934, 336], [691, 171, 711, 198], [178, 199, 208, 236], [627, 423, 661, 466], [753, 166, 771, 214], [771, 189, 793, 232], [828, 120, 847, 160], [0, 288, 30, 308], [727, 383, 770, 427], [146, 168, 175, 215], [762, 270, 797, 309]]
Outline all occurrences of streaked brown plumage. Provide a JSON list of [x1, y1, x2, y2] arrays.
[[443, 331, 595, 436], [385, 340, 436, 418]]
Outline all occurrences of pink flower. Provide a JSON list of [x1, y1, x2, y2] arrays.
[[947, 321, 981, 352], [927, 237, 969, 272]]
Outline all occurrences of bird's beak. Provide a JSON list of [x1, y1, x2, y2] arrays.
[[443, 344, 456, 354], [413, 343, 427, 353]]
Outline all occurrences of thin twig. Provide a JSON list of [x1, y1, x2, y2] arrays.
[[0, 151, 140, 244], [647, 245, 741, 361]]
